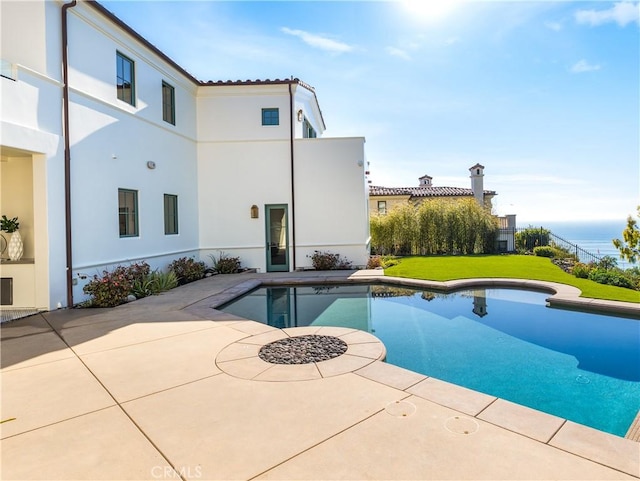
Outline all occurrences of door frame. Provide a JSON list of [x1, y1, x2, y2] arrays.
[[265, 204, 289, 272]]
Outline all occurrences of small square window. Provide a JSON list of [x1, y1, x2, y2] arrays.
[[262, 108, 279, 126], [162, 81, 175, 125], [116, 52, 135, 106], [377, 201, 387, 215], [164, 194, 178, 235], [119, 189, 139, 237]]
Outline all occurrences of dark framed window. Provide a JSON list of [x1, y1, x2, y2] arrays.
[[116, 51, 135, 105], [164, 194, 178, 235], [303, 118, 317, 138], [162, 81, 175, 125], [262, 108, 279, 126], [377, 201, 387, 215], [118, 189, 138, 237]]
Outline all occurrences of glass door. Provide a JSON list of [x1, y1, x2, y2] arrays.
[[265, 204, 289, 272]]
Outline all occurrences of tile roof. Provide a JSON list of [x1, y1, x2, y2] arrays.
[[369, 186, 496, 197]]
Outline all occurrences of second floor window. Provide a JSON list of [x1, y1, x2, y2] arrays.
[[116, 52, 135, 105], [262, 108, 279, 126], [162, 81, 175, 125], [303, 118, 317, 138]]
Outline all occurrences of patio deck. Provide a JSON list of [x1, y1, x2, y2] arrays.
[[1, 270, 638, 480]]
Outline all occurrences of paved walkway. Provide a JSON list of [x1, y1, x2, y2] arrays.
[[1, 271, 639, 480]]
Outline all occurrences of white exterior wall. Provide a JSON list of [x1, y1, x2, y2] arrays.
[[197, 84, 293, 271], [1, 0, 368, 310], [197, 85, 368, 272], [66, 5, 200, 302], [294, 137, 369, 268], [1, 1, 65, 309]]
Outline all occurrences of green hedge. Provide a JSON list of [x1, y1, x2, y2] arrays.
[[370, 199, 499, 256]]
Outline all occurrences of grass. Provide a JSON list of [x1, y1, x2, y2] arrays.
[[384, 254, 640, 303]]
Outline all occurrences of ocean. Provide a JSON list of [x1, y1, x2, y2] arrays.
[[520, 220, 632, 269]]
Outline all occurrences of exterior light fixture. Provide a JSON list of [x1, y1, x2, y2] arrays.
[[297, 109, 303, 122], [250, 205, 259, 218], [147, 161, 156, 169]]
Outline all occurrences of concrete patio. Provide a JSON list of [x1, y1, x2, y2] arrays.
[[1, 270, 638, 480]]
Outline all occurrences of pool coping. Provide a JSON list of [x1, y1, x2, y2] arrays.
[[188, 269, 640, 319], [3, 270, 639, 479], [183, 270, 640, 462]]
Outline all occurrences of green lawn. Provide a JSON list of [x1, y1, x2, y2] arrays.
[[384, 255, 640, 303]]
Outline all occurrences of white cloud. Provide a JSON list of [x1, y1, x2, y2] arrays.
[[544, 21, 563, 31], [281, 27, 354, 54], [575, 2, 640, 27], [570, 59, 602, 73], [385, 46, 411, 60]]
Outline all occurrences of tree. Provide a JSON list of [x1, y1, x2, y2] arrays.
[[613, 206, 640, 264]]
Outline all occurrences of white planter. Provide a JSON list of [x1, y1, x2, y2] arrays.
[[7, 231, 23, 261]]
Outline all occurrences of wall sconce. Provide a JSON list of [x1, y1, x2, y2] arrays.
[[357, 159, 364, 166], [146, 161, 156, 170], [297, 109, 303, 122], [250, 205, 259, 219]]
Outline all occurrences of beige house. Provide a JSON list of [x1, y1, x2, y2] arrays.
[[369, 164, 496, 214]]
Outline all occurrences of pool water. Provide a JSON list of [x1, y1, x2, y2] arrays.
[[219, 284, 640, 437]]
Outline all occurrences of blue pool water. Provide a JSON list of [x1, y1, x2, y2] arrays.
[[220, 284, 640, 437]]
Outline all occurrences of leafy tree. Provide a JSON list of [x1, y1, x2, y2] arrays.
[[613, 206, 640, 264]]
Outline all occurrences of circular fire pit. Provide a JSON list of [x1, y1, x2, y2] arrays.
[[258, 334, 348, 364]]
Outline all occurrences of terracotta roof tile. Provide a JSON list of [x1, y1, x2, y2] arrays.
[[369, 186, 496, 197]]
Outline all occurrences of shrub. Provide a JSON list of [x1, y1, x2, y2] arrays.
[[596, 255, 618, 270], [370, 198, 498, 256], [131, 276, 155, 299], [366, 255, 398, 269], [83, 266, 132, 307], [125, 261, 150, 284], [149, 270, 178, 292], [571, 262, 591, 279], [308, 250, 352, 270], [515, 226, 550, 252], [168, 257, 206, 285], [533, 246, 556, 258], [588, 268, 635, 289], [209, 252, 242, 274]]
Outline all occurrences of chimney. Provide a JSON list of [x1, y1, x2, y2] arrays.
[[418, 174, 432, 186], [469, 164, 484, 206]]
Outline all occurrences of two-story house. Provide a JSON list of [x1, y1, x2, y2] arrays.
[[0, 0, 369, 312]]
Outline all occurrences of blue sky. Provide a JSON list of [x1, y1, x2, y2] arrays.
[[102, 0, 639, 223]]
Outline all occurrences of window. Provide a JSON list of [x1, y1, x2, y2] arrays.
[[116, 52, 135, 105], [262, 108, 279, 126], [118, 189, 138, 237], [377, 201, 387, 215], [164, 194, 178, 235], [162, 81, 175, 125], [303, 118, 317, 138]]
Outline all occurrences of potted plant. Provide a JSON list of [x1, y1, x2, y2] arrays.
[[1, 215, 23, 261]]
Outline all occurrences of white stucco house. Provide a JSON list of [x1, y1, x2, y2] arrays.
[[0, 0, 369, 312]]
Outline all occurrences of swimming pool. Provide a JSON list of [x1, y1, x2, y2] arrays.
[[219, 284, 640, 437]]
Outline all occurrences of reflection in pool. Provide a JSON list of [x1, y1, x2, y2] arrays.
[[220, 284, 640, 437]]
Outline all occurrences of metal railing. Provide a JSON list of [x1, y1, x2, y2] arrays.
[[514, 227, 603, 264]]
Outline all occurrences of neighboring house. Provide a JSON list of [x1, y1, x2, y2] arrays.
[[369, 164, 496, 215], [369, 164, 516, 252], [0, 1, 369, 311]]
